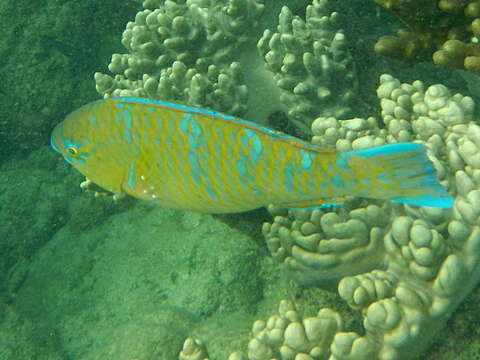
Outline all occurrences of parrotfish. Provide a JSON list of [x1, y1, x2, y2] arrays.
[[50, 97, 453, 213]]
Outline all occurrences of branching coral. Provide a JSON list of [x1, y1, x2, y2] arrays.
[[181, 75, 480, 360], [94, 0, 358, 134], [95, 0, 265, 116], [373, 0, 480, 73], [90, 1, 480, 358], [257, 0, 358, 133]]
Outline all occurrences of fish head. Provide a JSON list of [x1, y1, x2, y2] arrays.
[[50, 101, 125, 195]]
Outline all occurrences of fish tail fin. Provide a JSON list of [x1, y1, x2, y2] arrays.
[[340, 142, 453, 208]]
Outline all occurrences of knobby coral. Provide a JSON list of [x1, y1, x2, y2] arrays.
[[91, 0, 480, 358], [257, 1, 357, 133], [94, 0, 359, 135], [95, 0, 264, 117], [180, 75, 480, 359], [373, 0, 480, 73]]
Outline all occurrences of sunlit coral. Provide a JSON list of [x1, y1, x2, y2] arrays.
[[373, 0, 480, 73]]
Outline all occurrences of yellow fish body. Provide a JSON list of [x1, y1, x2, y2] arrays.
[[50, 97, 453, 213]]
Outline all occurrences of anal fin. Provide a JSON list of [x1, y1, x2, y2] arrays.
[[279, 196, 347, 209]]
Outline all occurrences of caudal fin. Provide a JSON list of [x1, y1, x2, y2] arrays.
[[340, 143, 453, 208]]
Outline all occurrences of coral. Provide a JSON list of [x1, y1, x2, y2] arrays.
[[182, 75, 480, 359], [373, 0, 480, 73], [90, 0, 480, 358], [94, 0, 358, 134], [258, 0, 358, 134], [179, 338, 210, 360], [95, 0, 265, 117]]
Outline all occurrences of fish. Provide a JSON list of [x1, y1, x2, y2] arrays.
[[50, 97, 453, 213]]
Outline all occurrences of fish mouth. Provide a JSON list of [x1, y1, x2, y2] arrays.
[[50, 123, 63, 153], [50, 135, 61, 153]]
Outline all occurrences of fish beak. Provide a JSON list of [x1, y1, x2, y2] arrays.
[[50, 135, 61, 153], [50, 123, 63, 153]]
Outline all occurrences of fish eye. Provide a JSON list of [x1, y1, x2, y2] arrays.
[[65, 146, 78, 155]]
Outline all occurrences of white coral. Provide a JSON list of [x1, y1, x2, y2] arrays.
[[95, 0, 263, 116], [95, 0, 358, 133], [182, 74, 480, 360]]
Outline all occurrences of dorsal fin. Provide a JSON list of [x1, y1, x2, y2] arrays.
[[110, 97, 334, 153]]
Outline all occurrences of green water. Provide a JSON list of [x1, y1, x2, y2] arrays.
[[1, 1, 479, 359]]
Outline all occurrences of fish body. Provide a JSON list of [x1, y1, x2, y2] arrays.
[[50, 97, 453, 213]]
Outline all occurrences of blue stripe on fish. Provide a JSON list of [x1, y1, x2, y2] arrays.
[[332, 173, 344, 188], [180, 115, 189, 133], [241, 134, 248, 148], [118, 97, 240, 122], [50, 136, 60, 152], [205, 185, 218, 199], [289, 201, 344, 209], [128, 161, 136, 188], [236, 159, 248, 181], [336, 152, 350, 170], [51, 97, 454, 213], [391, 194, 450, 208], [342, 143, 453, 208], [351, 142, 422, 157], [114, 97, 318, 150], [283, 162, 294, 190], [300, 149, 313, 169]]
